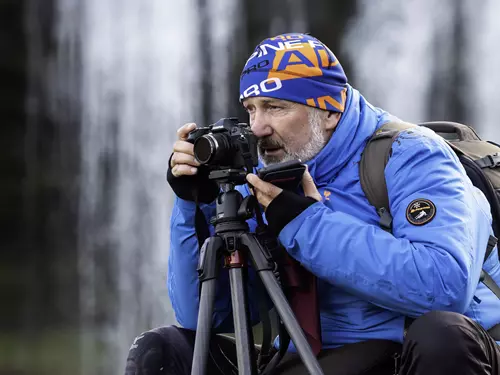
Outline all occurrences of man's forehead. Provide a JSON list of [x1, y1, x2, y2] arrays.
[[243, 97, 292, 106]]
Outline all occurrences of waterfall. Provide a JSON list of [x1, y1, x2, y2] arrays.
[[24, 0, 497, 373], [461, 0, 500, 142], [343, 0, 499, 142], [76, 1, 200, 372], [57, 0, 237, 373], [342, 0, 457, 122]]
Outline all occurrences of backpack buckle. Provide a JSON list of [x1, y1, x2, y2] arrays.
[[487, 153, 500, 168], [475, 153, 500, 169], [377, 207, 393, 232]]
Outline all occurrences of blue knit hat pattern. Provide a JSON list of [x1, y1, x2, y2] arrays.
[[240, 33, 348, 112]]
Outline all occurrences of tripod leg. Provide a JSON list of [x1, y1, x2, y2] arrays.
[[191, 236, 224, 375], [241, 233, 324, 375], [228, 265, 257, 375]]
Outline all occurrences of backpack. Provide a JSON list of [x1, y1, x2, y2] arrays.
[[359, 121, 500, 298]]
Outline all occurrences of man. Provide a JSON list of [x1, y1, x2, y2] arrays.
[[125, 33, 500, 374]]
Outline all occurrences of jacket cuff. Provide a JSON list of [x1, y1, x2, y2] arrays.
[[265, 190, 318, 236]]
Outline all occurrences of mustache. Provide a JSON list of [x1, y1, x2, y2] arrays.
[[258, 137, 284, 149]]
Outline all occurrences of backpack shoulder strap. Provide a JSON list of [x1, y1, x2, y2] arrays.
[[360, 121, 416, 231], [360, 120, 500, 300]]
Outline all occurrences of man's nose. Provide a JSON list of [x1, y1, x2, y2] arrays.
[[250, 111, 273, 138]]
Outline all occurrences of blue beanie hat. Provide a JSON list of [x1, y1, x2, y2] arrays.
[[239, 33, 348, 112]]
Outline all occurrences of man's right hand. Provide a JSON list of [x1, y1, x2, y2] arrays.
[[170, 123, 201, 178], [167, 123, 220, 203]]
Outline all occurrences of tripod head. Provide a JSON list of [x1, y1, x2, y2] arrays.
[[208, 168, 248, 186], [205, 166, 267, 238]]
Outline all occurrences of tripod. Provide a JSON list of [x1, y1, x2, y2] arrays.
[[191, 169, 324, 375]]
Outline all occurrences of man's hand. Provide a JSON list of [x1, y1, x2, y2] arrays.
[[170, 123, 200, 177], [246, 174, 283, 210], [301, 167, 322, 202], [167, 122, 219, 203], [246, 167, 322, 210]]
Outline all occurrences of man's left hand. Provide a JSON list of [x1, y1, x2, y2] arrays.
[[246, 173, 283, 210], [246, 167, 322, 210]]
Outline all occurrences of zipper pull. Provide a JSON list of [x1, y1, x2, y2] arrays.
[[393, 353, 401, 375]]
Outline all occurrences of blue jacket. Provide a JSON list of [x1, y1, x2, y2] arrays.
[[168, 85, 500, 348]]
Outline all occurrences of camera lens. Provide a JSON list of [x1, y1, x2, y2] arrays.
[[194, 133, 231, 165], [193, 136, 215, 164]]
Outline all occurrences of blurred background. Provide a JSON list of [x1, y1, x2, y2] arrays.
[[1, 0, 499, 374]]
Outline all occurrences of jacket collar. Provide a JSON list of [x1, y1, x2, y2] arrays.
[[305, 85, 394, 185]]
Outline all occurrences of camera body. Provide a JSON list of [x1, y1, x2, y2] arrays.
[[187, 117, 259, 171]]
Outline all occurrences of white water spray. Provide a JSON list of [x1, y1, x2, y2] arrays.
[[461, 0, 500, 142], [76, 1, 201, 372], [343, 0, 456, 122], [343, 0, 499, 142]]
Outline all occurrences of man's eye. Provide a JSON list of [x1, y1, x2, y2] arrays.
[[269, 105, 281, 110]]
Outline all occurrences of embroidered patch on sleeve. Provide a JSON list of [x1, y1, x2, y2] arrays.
[[406, 199, 436, 226]]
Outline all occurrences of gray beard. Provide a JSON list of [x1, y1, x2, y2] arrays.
[[259, 109, 328, 166]]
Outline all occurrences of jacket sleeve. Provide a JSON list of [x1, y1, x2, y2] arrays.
[[277, 130, 492, 317], [168, 195, 267, 331]]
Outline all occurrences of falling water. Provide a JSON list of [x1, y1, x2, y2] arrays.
[[343, 0, 499, 142], [65, 0, 238, 373], [76, 1, 200, 372], [342, 0, 457, 122], [26, 0, 497, 373], [461, 0, 500, 142]]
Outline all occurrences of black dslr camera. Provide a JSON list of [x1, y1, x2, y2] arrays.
[[187, 117, 306, 189], [188, 117, 258, 171]]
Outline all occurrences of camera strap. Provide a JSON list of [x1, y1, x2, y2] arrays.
[[194, 193, 213, 300], [260, 323, 290, 375], [254, 223, 293, 374], [194, 207, 210, 251], [193, 186, 211, 250], [252, 223, 281, 371], [256, 278, 273, 370]]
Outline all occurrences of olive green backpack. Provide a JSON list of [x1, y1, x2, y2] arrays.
[[359, 121, 500, 298]]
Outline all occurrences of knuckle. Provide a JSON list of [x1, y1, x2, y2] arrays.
[[188, 156, 197, 165], [176, 153, 185, 164], [177, 126, 186, 136], [172, 166, 178, 177], [174, 165, 186, 176], [179, 123, 195, 135], [189, 157, 198, 166], [177, 164, 194, 176]]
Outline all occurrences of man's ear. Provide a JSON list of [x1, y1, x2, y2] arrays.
[[325, 111, 341, 131]]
